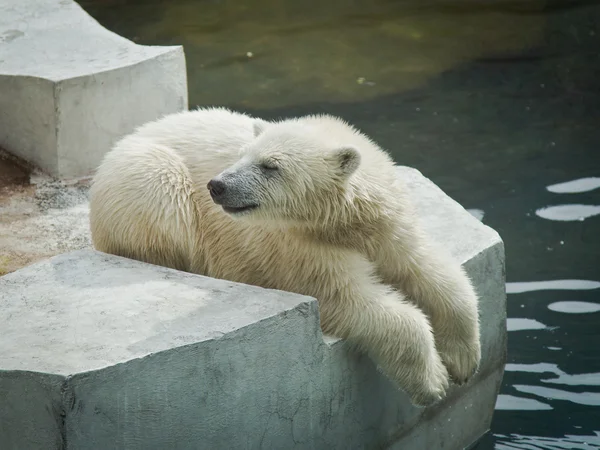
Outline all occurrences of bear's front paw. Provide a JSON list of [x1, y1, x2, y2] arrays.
[[406, 350, 450, 407], [438, 334, 481, 385]]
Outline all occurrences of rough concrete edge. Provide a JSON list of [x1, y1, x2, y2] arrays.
[[170, 46, 189, 111], [461, 364, 506, 450], [467, 238, 508, 369], [385, 367, 504, 449], [463, 239, 507, 450]]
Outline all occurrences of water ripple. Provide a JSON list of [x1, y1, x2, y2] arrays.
[[514, 385, 600, 406], [505, 363, 600, 386], [505, 362, 563, 374], [535, 204, 600, 221], [495, 394, 552, 411], [543, 373, 600, 387], [494, 431, 600, 449], [546, 177, 600, 194], [548, 301, 600, 314], [507, 318, 549, 331], [506, 280, 600, 294]]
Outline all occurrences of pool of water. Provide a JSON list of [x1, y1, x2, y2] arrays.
[[78, 0, 600, 447]]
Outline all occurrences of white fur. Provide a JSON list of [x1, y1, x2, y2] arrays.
[[89, 107, 481, 407]]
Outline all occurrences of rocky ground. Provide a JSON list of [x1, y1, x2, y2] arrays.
[[0, 149, 92, 275]]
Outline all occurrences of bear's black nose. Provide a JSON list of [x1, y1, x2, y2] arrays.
[[207, 179, 226, 199]]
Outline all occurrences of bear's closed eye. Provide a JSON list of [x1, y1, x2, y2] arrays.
[[261, 162, 279, 171]]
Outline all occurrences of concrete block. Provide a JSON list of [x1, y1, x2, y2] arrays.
[[0, 167, 506, 450], [0, 0, 188, 179]]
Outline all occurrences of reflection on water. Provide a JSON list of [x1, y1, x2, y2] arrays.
[[547, 177, 600, 194], [505, 363, 600, 387], [535, 204, 600, 221], [495, 395, 552, 411], [507, 318, 550, 331], [506, 362, 565, 374], [76, 0, 600, 448], [507, 280, 600, 294], [543, 372, 600, 387], [494, 432, 600, 450], [514, 385, 600, 407], [548, 301, 600, 314]]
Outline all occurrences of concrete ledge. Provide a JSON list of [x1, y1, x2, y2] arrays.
[[0, 0, 188, 178], [0, 167, 506, 450]]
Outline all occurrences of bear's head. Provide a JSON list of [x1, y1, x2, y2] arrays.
[[207, 118, 361, 226]]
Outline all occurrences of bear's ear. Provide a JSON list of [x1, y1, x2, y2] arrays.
[[334, 146, 361, 177], [253, 119, 269, 138]]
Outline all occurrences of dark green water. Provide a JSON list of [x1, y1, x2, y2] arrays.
[[78, 0, 600, 447]]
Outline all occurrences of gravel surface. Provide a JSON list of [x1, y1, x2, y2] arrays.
[[0, 150, 92, 275]]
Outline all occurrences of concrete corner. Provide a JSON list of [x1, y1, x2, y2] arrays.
[[0, 0, 188, 179], [0, 167, 506, 450]]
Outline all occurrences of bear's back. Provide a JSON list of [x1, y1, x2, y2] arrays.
[[122, 108, 257, 177]]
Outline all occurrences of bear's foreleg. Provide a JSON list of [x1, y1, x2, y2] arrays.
[[318, 255, 450, 407], [374, 228, 482, 385]]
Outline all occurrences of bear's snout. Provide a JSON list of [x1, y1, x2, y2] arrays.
[[206, 173, 260, 214], [207, 179, 226, 201]]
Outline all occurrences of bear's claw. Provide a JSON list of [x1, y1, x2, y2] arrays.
[[438, 339, 481, 386]]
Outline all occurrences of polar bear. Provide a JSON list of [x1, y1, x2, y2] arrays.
[[89, 107, 481, 407]]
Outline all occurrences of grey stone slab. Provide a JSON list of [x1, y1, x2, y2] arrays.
[[0, 250, 314, 376], [0, 0, 188, 178], [0, 167, 506, 450]]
